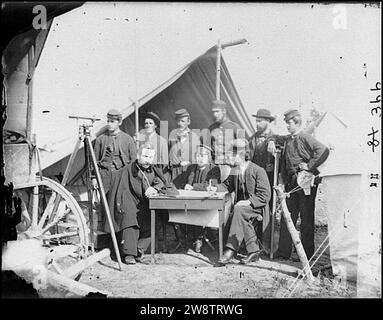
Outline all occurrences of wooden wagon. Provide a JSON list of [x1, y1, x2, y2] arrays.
[[1, 3, 113, 297]]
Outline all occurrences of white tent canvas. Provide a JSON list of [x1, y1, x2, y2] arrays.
[[313, 112, 381, 296]]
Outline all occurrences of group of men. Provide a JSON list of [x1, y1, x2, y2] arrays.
[[92, 100, 329, 266]]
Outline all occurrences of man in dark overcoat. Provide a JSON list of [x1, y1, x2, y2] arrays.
[[104, 142, 168, 264]]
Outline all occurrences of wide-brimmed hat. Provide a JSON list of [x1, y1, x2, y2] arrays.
[[143, 111, 160, 126], [252, 108, 275, 121]]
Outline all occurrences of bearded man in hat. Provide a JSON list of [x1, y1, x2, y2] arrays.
[[92, 109, 136, 195], [248, 109, 277, 183], [105, 142, 170, 264], [275, 109, 329, 261], [168, 108, 200, 181], [215, 139, 271, 266], [248, 108, 278, 255]]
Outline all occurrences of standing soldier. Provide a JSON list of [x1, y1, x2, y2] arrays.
[[203, 100, 243, 181], [248, 108, 277, 254], [168, 108, 200, 182], [248, 108, 276, 184], [92, 109, 136, 196], [275, 109, 329, 261]]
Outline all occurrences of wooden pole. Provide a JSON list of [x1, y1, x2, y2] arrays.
[[135, 99, 140, 150], [48, 136, 83, 225], [26, 45, 34, 141], [46, 271, 109, 297], [31, 185, 39, 228], [270, 151, 281, 259], [274, 185, 314, 281], [215, 39, 222, 100], [62, 248, 110, 279], [84, 143, 95, 254], [85, 136, 123, 270]]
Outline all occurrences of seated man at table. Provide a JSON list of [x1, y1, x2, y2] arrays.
[[105, 142, 168, 264], [182, 144, 221, 252], [216, 139, 271, 266]]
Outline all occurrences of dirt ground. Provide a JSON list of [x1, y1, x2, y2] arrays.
[[74, 189, 359, 299], [76, 224, 357, 298]]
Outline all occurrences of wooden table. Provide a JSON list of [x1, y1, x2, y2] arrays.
[[149, 191, 228, 263]]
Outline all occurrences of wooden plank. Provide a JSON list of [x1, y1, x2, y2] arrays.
[[46, 271, 109, 297], [62, 248, 110, 279]]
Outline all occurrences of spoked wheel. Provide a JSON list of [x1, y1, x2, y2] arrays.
[[14, 177, 89, 276]]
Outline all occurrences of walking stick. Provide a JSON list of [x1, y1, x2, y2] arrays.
[[270, 150, 281, 259]]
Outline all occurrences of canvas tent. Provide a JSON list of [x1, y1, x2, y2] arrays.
[[2, 3, 254, 185], [311, 112, 381, 297], [38, 44, 253, 183]]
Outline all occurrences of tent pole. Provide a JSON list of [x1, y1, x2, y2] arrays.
[[135, 99, 139, 150], [215, 38, 248, 101], [215, 39, 222, 100], [26, 45, 35, 141]]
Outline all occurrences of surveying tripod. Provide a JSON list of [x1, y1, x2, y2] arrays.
[[62, 116, 123, 270]]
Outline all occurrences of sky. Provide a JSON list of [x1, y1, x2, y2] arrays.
[[32, 2, 381, 169]]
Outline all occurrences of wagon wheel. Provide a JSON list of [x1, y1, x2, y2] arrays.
[[14, 177, 89, 276]]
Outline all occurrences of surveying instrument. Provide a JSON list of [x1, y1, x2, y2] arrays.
[[63, 115, 123, 270]]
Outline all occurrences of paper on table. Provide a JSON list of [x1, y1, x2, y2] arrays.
[[171, 189, 227, 198]]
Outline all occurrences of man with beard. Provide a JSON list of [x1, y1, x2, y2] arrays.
[[105, 142, 168, 264], [248, 108, 277, 255], [248, 109, 276, 184]]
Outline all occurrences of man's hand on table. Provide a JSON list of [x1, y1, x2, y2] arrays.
[[145, 187, 158, 197]]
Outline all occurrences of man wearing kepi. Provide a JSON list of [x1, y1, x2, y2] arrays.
[[105, 142, 168, 264], [216, 139, 271, 266], [276, 109, 329, 261], [205, 100, 243, 168], [92, 108, 136, 195], [168, 108, 200, 181]]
